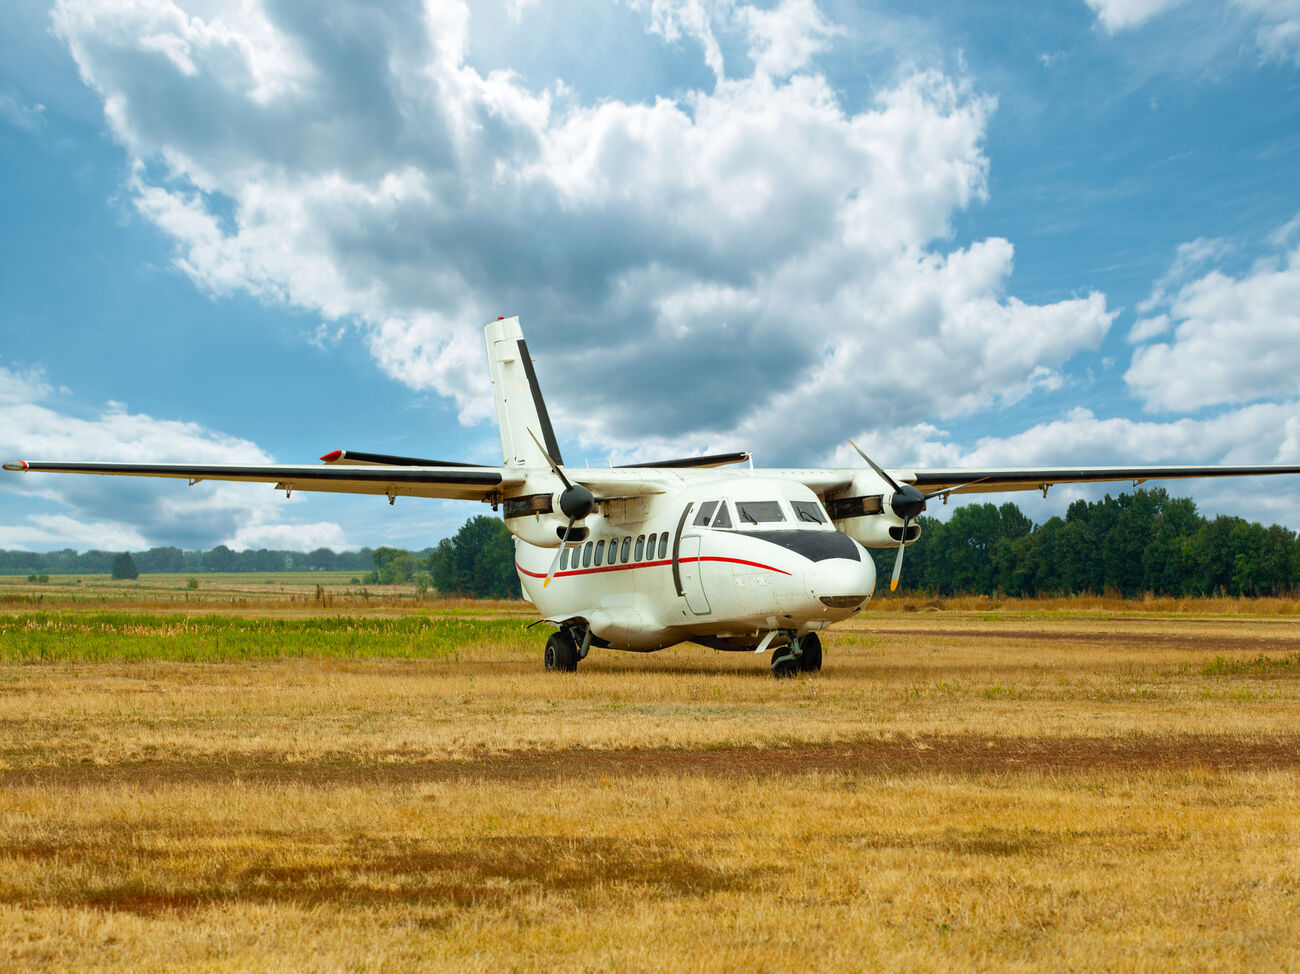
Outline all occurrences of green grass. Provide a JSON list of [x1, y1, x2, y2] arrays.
[[0, 613, 534, 663], [1202, 652, 1300, 676]]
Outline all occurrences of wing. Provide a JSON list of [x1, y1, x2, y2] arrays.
[[905, 464, 1300, 495], [774, 463, 1300, 501], [2, 459, 523, 502]]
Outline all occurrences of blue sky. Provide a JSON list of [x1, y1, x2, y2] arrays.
[[1, 0, 1298, 552]]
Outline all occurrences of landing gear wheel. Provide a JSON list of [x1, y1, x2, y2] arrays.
[[798, 633, 822, 673], [544, 629, 578, 672], [770, 640, 800, 679]]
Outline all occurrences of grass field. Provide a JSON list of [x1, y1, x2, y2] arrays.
[[1, 576, 1298, 970]]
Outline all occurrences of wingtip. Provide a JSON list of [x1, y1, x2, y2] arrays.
[[2, 460, 28, 472], [320, 450, 343, 463]]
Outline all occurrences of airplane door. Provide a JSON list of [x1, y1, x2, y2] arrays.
[[678, 536, 711, 615]]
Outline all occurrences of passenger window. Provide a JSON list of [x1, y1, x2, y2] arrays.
[[560, 547, 569, 570], [621, 537, 631, 563], [635, 535, 645, 560], [583, 542, 593, 567], [659, 534, 669, 559], [712, 503, 733, 529], [736, 500, 786, 524], [792, 500, 826, 524], [693, 501, 718, 526], [594, 540, 605, 566], [646, 533, 657, 559]]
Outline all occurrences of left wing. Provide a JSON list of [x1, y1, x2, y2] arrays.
[[776, 462, 1300, 502], [904, 464, 1300, 495], [2, 460, 523, 502]]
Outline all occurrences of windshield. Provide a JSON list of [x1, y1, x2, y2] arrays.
[[736, 500, 787, 525], [792, 500, 826, 524]]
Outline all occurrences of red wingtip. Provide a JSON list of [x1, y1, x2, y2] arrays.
[[320, 450, 343, 463], [2, 460, 28, 471]]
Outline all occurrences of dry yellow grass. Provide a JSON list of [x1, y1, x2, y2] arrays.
[[1, 594, 1298, 971]]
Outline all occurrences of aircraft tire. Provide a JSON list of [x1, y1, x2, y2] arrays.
[[545, 630, 579, 672], [770, 643, 799, 679], [798, 633, 822, 673]]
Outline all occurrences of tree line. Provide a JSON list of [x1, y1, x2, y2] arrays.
[[0, 545, 398, 576], [888, 488, 1299, 597], [5, 491, 1297, 598]]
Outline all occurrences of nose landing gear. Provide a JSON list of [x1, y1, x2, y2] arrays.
[[770, 631, 822, 678]]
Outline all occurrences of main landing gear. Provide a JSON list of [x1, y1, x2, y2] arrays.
[[770, 632, 822, 679], [544, 626, 591, 673]]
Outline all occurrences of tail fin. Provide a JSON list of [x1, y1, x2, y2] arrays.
[[484, 316, 563, 469]]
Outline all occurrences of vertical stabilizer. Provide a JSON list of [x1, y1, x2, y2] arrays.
[[484, 316, 562, 468]]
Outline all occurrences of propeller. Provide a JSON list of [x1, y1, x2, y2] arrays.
[[527, 430, 596, 587], [847, 440, 986, 593]]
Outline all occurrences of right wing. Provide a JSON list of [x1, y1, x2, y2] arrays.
[[2, 459, 524, 502]]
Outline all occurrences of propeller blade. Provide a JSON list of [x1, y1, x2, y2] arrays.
[[848, 439, 902, 493], [544, 516, 577, 588], [527, 428, 573, 491], [889, 517, 910, 592]]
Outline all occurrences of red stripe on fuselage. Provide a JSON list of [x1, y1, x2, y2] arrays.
[[516, 556, 791, 581]]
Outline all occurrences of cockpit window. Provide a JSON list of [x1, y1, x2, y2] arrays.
[[792, 500, 827, 524], [693, 501, 718, 527], [736, 500, 786, 524], [711, 502, 733, 529]]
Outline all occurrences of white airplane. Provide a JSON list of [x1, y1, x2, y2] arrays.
[[7, 316, 1300, 676]]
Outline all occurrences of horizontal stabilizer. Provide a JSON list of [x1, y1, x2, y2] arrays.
[[618, 451, 751, 470], [320, 449, 487, 468]]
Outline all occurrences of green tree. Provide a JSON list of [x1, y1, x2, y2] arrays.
[[427, 516, 520, 598], [111, 552, 139, 580]]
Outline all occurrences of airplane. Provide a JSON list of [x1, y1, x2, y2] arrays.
[[6, 315, 1300, 677]]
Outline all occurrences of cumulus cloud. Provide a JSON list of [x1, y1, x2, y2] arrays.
[[50, 0, 1118, 467], [1126, 219, 1300, 412], [0, 364, 349, 551]]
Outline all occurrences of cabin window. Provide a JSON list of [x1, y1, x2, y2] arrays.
[[658, 534, 669, 559], [693, 501, 718, 527], [583, 542, 593, 567], [634, 535, 645, 560], [646, 533, 657, 559], [712, 502, 733, 529], [560, 547, 569, 571], [621, 537, 632, 563], [594, 540, 605, 566], [792, 500, 826, 524]]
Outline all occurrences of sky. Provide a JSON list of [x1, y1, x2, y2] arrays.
[[1, 0, 1298, 553]]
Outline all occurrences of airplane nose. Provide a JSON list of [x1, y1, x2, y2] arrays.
[[805, 546, 876, 611]]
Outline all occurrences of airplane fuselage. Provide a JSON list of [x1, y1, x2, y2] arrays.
[[513, 477, 877, 651]]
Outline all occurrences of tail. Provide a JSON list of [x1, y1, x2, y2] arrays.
[[484, 316, 563, 469]]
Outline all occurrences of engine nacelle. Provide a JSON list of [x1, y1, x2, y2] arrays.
[[502, 491, 589, 547], [827, 476, 922, 549], [835, 515, 921, 549]]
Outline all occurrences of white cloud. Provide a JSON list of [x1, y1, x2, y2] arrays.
[[736, 0, 841, 78], [1126, 221, 1300, 412], [50, 0, 1117, 468], [0, 515, 150, 552], [1085, 0, 1189, 31], [0, 367, 348, 551], [1086, 0, 1300, 62]]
